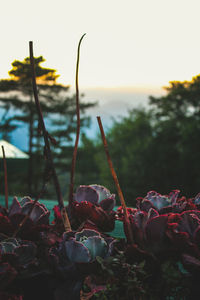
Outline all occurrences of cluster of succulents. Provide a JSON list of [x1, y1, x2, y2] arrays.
[[117, 190, 200, 274], [2, 187, 200, 299], [1, 40, 200, 300], [53, 184, 116, 232], [0, 190, 117, 300], [71, 184, 116, 232]]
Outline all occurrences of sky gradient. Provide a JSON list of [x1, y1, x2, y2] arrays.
[[1, 0, 200, 89], [1, 0, 200, 151]]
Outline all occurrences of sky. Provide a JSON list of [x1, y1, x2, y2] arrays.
[[1, 0, 200, 150], [1, 0, 200, 89]]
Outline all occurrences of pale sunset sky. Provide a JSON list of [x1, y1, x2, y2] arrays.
[[1, 0, 200, 149], [1, 0, 200, 89]]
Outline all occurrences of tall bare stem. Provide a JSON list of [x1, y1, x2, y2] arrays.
[[97, 116, 134, 244], [2, 146, 8, 210], [68, 34, 86, 204], [29, 41, 71, 232]]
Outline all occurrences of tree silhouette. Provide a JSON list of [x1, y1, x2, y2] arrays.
[[0, 56, 95, 196]]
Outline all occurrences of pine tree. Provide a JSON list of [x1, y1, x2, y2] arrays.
[[0, 56, 95, 196]]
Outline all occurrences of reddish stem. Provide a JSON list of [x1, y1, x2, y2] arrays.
[[1, 146, 8, 210], [97, 116, 134, 244], [68, 34, 86, 204], [29, 41, 71, 232]]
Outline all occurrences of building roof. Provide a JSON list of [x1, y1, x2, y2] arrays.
[[0, 140, 29, 159]]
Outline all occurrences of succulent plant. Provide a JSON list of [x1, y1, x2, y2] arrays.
[[166, 210, 200, 256], [123, 208, 171, 255], [70, 185, 116, 232], [9, 196, 50, 225], [0, 237, 37, 268], [137, 190, 180, 214], [137, 190, 198, 214], [0, 197, 50, 240], [63, 229, 113, 263]]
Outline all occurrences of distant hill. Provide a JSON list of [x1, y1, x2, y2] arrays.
[[1, 87, 163, 151]]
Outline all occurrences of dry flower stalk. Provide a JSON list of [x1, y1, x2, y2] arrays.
[[2, 146, 8, 210], [97, 116, 134, 244]]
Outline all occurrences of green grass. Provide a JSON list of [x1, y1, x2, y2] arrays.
[[0, 196, 125, 238]]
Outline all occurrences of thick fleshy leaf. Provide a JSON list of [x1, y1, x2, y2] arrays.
[[9, 196, 50, 227], [194, 193, 200, 205], [99, 196, 116, 212], [178, 211, 200, 237], [20, 196, 32, 207], [145, 215, 168, 245], [9, 213, 34, 228], [127, 215, 143, 246], [40, 231, 62, 246], [132, 211, 147, 229], [75, 186, 99, 204], [82, 236, 108, 260], [14, 241, 37, 266], [21, 203, 46, 223], [65, 240, 91, 263], [142, 190, 180, 211], [73, 202, 115, 232], [182, 253, 200, 271], [37, 202, 49, 213], [73, 201, 95, 220], [0, 238, 20, 254], [0, 214, 14, 235], [37, 211, 50, 225], [8, 197, 21, 217], [139, 199, 154, 212], [145, 191, 171, 210], [89, 185, 112, 202], [128, 212, 147, 246], [194, 225, 200, 245], [75, 229, 100, 242], [168, 190, 180, 204], [147, 208, 159, 219]]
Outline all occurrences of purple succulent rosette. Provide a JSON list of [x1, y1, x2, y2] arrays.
[[124, 189, 200, 267], [124, 208, 171, 255], [63, 229, 114, 263], [193, 193, 200, 209], [9, 196, 50, 225], [0, 237, 37, 268], [137, 190, 198, 214], [137, 190, 180, 214], [0, 237, 38, 294], [72, 185, 116, 232], [166, 210, 200, 255], [74, 184, 116, 212], [0, 197, 50, 240]]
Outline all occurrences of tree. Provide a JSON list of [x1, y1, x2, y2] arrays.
[[149, 75, 200, 121], [0, 56, 95, 196], [78, 74, 200, 206], [78, 109, 154, 206], [149, 75, 200, 197]]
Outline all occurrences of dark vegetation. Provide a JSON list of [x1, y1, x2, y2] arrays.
[[0, 53, 200, 207], [0, 55, 95, 199], [73, 75, 200, 206], [1, 38, 200, 299]]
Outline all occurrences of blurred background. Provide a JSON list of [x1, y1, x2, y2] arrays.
[[0, 0, 200, 206]]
